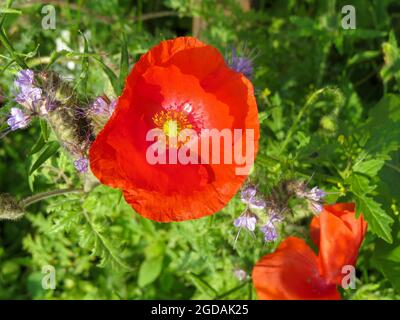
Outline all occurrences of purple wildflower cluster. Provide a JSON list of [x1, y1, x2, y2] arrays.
[[233, 181, 327, 245], [6, 69, 56, 132], [4, 69, 95, 174], [295, 186, 327, 214], [234, 185, 282, 243]]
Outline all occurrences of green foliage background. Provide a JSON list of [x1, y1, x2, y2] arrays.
[[1, 0, 400, 299]]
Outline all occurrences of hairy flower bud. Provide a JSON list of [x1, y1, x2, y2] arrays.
[[0, 194, 25, 220], [36, 71, 93, 155]]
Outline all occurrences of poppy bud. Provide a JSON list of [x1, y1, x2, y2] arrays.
[[0, 194, 25, 221]]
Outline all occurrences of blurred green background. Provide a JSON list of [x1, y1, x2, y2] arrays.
[[1, 0, 400, 299]]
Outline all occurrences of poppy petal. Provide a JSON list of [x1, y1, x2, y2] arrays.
[[310, 203, 367, 285], [252, 237, 340, 300]]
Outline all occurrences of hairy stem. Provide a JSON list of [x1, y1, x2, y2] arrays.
[[20, 188, 83, 208]]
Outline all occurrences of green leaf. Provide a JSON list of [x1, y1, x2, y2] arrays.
[[354, 195, 393, 243], [94, 57, 121, 95], [0, 8, 21, 14], [372, 224, 400, 293], [119, 32, 129, 88], [187, 272, 218, 298], [347, 50, 380, 66], [80, 210, 133, 271], [46, 50, 70, 69], [0, 1, 21, 28], [363, 94, 400, 156], [30, 135, 46, 156], [138, 256, 163, 287], [353, 159, 385, 177], [348, 173, 375, 195], [40, 119, 50, 141], [29, 141, 60, 174], [78, 31, 90, 93]]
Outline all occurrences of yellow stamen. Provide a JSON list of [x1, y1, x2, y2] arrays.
[[152, 109, 194, 147]]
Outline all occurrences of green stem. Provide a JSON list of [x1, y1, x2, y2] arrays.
[[213, 280, 250, 300], [0, 27, 28, 69], [20, 188, 83, 208], [385, 162, 400, 175], [280, 101, 311, 153]]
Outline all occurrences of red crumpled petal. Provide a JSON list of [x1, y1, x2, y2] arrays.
[[252, 237, 340, 300], [310, 203, 367, 285]]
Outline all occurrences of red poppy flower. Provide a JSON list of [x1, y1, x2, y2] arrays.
[[89, 37, 260, 222], [252, 203, 367, 300]]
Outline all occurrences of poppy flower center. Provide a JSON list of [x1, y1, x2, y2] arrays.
[[152, 109, 193, 140]]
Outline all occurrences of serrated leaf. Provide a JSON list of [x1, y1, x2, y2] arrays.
[[348, 173, 375, 195], [138, 256, 163, 287], [29, 141, 60, 174], [353, 159, 385, 177], [354, 195, 393, 243]]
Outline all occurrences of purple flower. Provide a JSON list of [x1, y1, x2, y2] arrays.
[[307, 187, 327, 202], [15, 85, 42, 111], [109, 98, 117, 114], [91, 97, 109, 114], [234, 269, 247, 281], [249, 198, 267, 210], [234, 213, 257, 232], [268, 208, 284, 223], [14, 69, 34, 89], [240, 185, 257, 203], [7, 108, 30, 130], [240, 185, 266, 210], [260, 222, 278, 242], [74, 157, 89, 173], [309, 201, 323, 214], [228, 48, 253, 78], [40, 96, 57, 115]]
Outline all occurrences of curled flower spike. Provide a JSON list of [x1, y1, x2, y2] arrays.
[[7, 108, 30, 130]]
